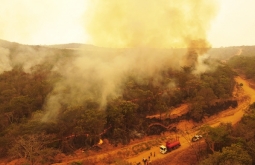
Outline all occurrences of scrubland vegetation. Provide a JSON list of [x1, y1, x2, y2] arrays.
[[0, 40, 255, 164]]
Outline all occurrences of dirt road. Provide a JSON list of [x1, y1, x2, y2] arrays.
[[127, 76, 255, 164]]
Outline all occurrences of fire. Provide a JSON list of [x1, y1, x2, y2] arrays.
[[98, 139, 103, 145]]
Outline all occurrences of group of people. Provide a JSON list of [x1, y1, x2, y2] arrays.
[[137, 152, 155, 165]]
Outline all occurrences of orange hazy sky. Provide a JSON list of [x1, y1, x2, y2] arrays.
[[0, 0, 254, 47]]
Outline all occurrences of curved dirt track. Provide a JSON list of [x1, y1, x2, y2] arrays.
[[127, 76, 255, 165]]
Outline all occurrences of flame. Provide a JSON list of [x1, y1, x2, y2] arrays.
[[98, 139, 103, 145]]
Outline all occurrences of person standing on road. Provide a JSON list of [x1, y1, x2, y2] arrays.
[[143, 158, 146, 165]]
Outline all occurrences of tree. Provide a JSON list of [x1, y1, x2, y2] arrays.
[[154, 98, 167, 120], [189, 87, 217, 121], [200, 123, 232, 153], [185, 78, 201, 98], [189, 95, 205, 121], [198, 88, 217, 105], [9, 96, 34, 122], [106, 100, 139, 145], [9, 133, 59, 165], [74, 108, 106, 147], [232, 108, 255, 163], [199, 144, 252, 165], [56, 106, 106, 151]]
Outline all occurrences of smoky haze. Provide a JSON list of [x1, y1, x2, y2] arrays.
[[84, 0, 218, 49], [42, 48, 183, 121], [0, 1, 219, 121], [43, 0, 219, 120]]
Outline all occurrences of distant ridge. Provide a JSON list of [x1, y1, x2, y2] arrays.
[[45, 43, 97, 50], [0, 39, 98, 50], [0, 39, 21, 48], [1, 39, 255, 61]]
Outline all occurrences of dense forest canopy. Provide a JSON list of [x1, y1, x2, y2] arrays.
[[0, 39, 255, 164]]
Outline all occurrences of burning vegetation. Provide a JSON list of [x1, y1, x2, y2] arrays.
[[1, 0, 255, 164]]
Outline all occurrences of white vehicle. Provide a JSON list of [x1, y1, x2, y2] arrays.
[[191, 135, 202, 142], [160, 145, 167, 154]]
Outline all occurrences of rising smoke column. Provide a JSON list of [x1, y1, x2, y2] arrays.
[[85, 0, 218, 47], [85, 0, 218, 65], [42, 0, 219, 121]]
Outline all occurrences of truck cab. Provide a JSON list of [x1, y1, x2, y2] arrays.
[[160, 145, 167, 154]]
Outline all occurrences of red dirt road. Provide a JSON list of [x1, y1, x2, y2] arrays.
[[127, 76, 255, 165]]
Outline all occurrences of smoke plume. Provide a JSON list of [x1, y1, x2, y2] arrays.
[[0, 1, 219, 121], [0, 47, 12, 73], [84, 0, 218, 48], [42, 48, 182, 120], [84, 0, 219, 70], [42, 0, 219, 120]]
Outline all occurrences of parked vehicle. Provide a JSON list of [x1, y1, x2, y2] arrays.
[[191, 135, 202, 142], [160, 140, 181, 154]]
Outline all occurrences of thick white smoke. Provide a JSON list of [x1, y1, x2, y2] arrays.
[[0, 0, 220, 121], [43, 0, 219, 120]]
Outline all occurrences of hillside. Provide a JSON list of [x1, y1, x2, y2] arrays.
[[45, 43, 97, 50], [47, 75, 254, 165], [0, 40, 255, 164]]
